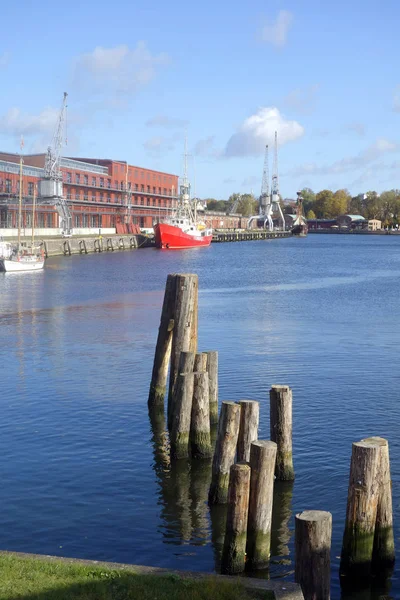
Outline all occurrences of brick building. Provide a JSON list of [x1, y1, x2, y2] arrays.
[[0, 152, 179, 231]]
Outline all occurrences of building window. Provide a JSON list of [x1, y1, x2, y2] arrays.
[[107, 179, 111, 189], [107, 195, 111, 203], [120, 181, 124, 190], [158, 187, 161, 194], [134, 196, 138, 204], [100, 177, 104, 188], [163, 188, 167, 195], [75, 173, 80, 184], [134, 184, 138, 191], [152, 186, 156, 194], [114, 180, 118, 189], [147, 198, 150, 206], [100, 192, 104, 202], [84, 175, 88, 185], [141, 185, 144, 192], [147, 173, 150, 180], [140, 198, 144, 205], [67, 191, 72, 200], [75, 215, 80, 227], [5, 179, 11, 193], [92, 177, 96, 186], [67, 172, 72, 183], [84, 193, 88, 201], [76, 191, 81, 200], [91, 192, 96, 201], [140, 217, 145, 227], [28, 182, 34, 196]]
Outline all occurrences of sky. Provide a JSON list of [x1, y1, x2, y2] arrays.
[[0, 0, 399, 199]]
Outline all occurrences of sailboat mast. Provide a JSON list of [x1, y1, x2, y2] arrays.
[[193, 154, 197, 223], [32, 182, 36, 246], [18, 138, 23, 247]]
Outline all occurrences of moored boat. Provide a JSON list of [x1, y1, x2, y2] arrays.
[[154, 141, 212, 249], [291, 191, 308, 237]]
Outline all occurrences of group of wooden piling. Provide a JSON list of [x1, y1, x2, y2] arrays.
[[148, 272, 396, 600]]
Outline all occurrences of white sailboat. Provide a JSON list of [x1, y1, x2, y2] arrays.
[[0, 141, 45, 272]]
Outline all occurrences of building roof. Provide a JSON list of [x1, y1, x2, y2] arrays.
[[344, 214, 366, 221]]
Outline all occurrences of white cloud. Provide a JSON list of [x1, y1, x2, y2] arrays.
[[241, 175, 259, 187], [291, 138, 398, 177], [223, 177, 236, 184], [261, 10, 293, 48], [143, 133, 181, 156], [73, 42, 170, 100], [346, 122, 365, 136], [284, 84, 319, 114], [393, 86, 400, 113], [146, 115, 188, 129], [193, 136, 217, 157], [0, 106, 59, 136], [0, 52, 10, 68], [224, 107, 304, 157]]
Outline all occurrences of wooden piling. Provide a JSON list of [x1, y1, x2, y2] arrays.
[[208, 401, 241, 504], [237, 400, 259, 462], [191, 371, 213, 459], [168, 274, 198, 404], [194, 352, 208, 373], [270, 385, 295, 481], [170, 372, 194, 460], [148, 274, 177, 412], [295, 510, 332, 600], [361, 436, 395, 571], [168, 350, 195, 431], [206, 351, 218, 425], [340, 440, 381, 578], [221, 462, 251, 575], [246, 440, 277, 570]]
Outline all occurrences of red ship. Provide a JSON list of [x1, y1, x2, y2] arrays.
[[154, 143, 212, 249]]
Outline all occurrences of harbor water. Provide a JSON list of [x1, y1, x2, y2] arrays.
[[1, 234, 399, 599]]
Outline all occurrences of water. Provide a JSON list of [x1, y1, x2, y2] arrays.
[[1, 234, 400, 599]]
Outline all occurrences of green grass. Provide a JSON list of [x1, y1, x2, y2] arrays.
[[0, 554, 273, 600]]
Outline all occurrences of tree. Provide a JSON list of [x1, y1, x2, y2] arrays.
[[300, 188, 316, 215], [206, 199, 229, 212], [237, 193, 258, 217], [306, 209, 316, 219], [364, 191, 380, 219], [314, 190, 334, 218], [332, 189, 351, 217]]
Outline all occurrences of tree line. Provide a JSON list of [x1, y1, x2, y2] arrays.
[[300, 188, 400, 225]]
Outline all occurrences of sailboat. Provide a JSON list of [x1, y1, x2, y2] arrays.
[[291, 191, 308, 237], [0, 141, 45, 272], [154, 141, 212, 249]]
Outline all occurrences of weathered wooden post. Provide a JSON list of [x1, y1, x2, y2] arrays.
[[190, 371, 213, 459], [340, 440, 381, 578], [295, 510, 332, 600], [148, 274, 177, 412], [168, 350, 195, 431], [194, 352, 208, 373], [208, 401, 241, 504], [270, 385, 295, 481], [361, 436, 395, 570], [246, 440, 277, 570], [237, 400, 259, 462], [221, 462, 251, 575], [170, 372, 194, 460], [168, 273, 198, 403], [206, 351, 219, 425]]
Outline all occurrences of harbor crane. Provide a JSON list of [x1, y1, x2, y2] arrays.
[[38, 92, 72, 236], [247, 132, 285, 230]]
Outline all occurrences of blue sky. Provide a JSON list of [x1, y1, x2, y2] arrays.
[[0, 0, 399, 199]]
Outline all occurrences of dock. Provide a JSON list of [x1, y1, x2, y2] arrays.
[[212, 230, 291, 243]]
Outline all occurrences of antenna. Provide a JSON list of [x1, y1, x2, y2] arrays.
[[271, 131, 279, 197]]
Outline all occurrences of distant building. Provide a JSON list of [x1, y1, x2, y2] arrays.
[[337, 214, 366, 229], [307, 218, 337, 230], [368, 219, 382, 231]]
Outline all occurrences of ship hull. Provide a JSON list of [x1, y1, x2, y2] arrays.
[[154, 223, 212, 249], [291, 224, 308, 237], [0, 258, 45, 272]]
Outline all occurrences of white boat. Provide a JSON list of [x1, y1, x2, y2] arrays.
[[1, 245, 45, 272], [0, 142, 45, 273]]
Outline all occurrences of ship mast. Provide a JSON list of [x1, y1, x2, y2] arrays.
[[18, 136, 24, 247]]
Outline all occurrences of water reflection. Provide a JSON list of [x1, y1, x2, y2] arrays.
[[270, 481, 294, 572], [340, 576, 394, 600]]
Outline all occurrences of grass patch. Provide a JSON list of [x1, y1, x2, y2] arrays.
[[0, 554, 273, 600]]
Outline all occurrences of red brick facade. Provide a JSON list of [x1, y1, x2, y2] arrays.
[[0, 152, 179, 230]]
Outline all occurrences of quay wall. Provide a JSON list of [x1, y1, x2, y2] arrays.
[[41, 234, 151, 257]]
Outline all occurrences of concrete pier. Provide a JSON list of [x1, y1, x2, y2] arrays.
[[37, 234, 151, 257], [212, 230, 291, 243]]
